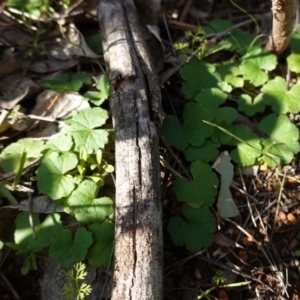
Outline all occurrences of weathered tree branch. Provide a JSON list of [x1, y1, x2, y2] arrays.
[[98, 0, 163, 299], [266, 0, 297, 55]]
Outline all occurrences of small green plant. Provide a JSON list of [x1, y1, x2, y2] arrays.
[[1, 72, 114, 272], [213, 270, 226, 285], [19, 27, 48, 58], [40, 71, 110, 106], [196, 270, 251, 299], [164, 19, 300, 253], [6, 0, 54, 16], [62, 262, 92, 300]]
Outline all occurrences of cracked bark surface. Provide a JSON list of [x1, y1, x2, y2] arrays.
[[98, 0, 163, 299]]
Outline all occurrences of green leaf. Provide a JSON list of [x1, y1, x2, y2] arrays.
[[194, 88, 227, 109], [261, 76, 300, 114], [240, 48, 277, 86], [205, 40, 232, 57], [85, 74, 110, 106], [237, 93, 265, 116], [213, 152, 239, 218], [179, 59, 220, 98], [203, 19, 233, 34], [259, 114, 300, 165], [229, 125, 262, 166], [37, 151, 78, 200], [173, 161, 219, 208], [40, 74, 83, 92], [216, 61, 244, 88], [45, 134, 73, 152], [168, 205, 216, 252], [213, 107, 237, 124], [96, 74, 110, 99], [21, 253, 37, 275], [62, 107, 109, 154], [183, 104, 214, 147], [87, 34, 103, 54], [184, 141, 220, 163], [0, 138, 44, 173], [14, 212, 62, 253], [226, 29, 261, 55], [287, 52, 300, 73], [161, 116, 188, 150], [87, 220, 114, 267], [72, 72, 92, 85], [66, 180, 114, 224], [290, 28, 300, 53], [49, 228, 93, 266]]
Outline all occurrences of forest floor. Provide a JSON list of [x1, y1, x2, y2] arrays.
[[0, 0, 300, 299]]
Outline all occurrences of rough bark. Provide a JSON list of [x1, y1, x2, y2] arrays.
[[266, 0, 297, 55], [98, 1, 163, 299]]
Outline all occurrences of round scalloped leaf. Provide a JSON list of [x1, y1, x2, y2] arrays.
[[259, 140, 285, 167], [287, 53, 300, 73], [0, 138, 45, 173], [168, 205, 216, 252], [237, 93, 265, 116], [37, 151, 78, 200], [14, 212, 62, 253], [229, 125, 262, 166], [49, 227, 93, 267], [210, 123, 234, 145], [240, 48, 277, 86], [226, 29, 261, 55], [45, 134, 73, 152], [290, 28, 300, 53], [62, 107, 109, 154], [66, 180, 114, 224], [84, 73, 110, 106], [259, 114, 299, 165], [261, 77, 300, 114], [179, 59, 220, 98], [194, 88, 227, 109], [183, 104, 214, 147], [213, 107, 237, 124], [173, 160, 219, 208], [87, 220, 114, 267], [217, 61, 244, 88], [161, 116, 188, 150], [184, 141, 220, 162]]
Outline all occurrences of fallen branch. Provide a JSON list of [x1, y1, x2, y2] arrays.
[[98, 0, 163, 299]]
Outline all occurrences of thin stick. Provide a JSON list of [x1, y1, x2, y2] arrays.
[[270, 168, 287, 241]]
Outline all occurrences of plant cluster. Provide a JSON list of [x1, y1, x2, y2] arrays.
[[0, 71, 114, 275], [164, 19, 300, 252]]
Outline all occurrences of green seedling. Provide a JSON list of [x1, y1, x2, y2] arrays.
[[62, 262, 92, 300], [196, 269, 251, 299]]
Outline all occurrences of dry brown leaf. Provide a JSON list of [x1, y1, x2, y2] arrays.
[[0, 74, 41, 109], [238, 250, 248, 261], [279, 211, 286, 220], [18, 196, 64, 213], [240, 228, 255, 246], [214, 232, 243, 248], [218, 289, 229, 300], [287, 213, 296, 225], [28, 90, 89, 137]]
